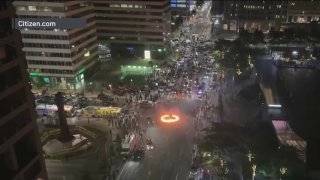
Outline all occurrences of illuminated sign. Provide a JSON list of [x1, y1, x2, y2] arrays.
[[29, 72, 42, 76], [144, 50, 151, 59]]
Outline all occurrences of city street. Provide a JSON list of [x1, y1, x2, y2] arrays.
[[117, 2, 213, 180], [118, 101, 197, 180], [2, 0, 319, 180], [37, 1, 264, 180]]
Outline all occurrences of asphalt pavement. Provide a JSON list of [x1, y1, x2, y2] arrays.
[[117, 2, 213, 180], [117, 100, 197, 180]]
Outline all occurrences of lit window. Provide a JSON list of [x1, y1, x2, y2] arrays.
[[110, 4, 120, 8], [28, 6, 36, 11], [121, 4, 127, 8], [177, 4, 186, 8], [171, 3, 176, 7], [17, 6, 26, 11]]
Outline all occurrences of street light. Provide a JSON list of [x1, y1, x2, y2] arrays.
[[279, 167, 287, 180], [252, 164, 256, 180], [248, 54, 254, 68], [292, 50, 298, 56], [248, 150, 254, 162]]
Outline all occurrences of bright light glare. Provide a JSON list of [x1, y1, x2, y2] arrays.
[[144, 50, 151, 59], [161, 114, 180, 123], [292, 51, 298, 56], [269, 104, 282, 108]]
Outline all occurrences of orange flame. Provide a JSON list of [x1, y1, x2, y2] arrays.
[[160, 114, 180, 123]]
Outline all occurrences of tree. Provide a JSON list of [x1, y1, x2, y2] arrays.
[[214, 39, 251, 69], [283, 28, 294, 40], [269, 30, 283, 40], [253, 29, 264, 43], [309, 21, 320, 40], [148, 60, 154, 67], [199, 122, 247, 155], [32, 76, 47, 89], [238, 28, 251, 43]]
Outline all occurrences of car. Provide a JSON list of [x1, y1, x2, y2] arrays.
[[133, 148, 145, 161], [146, 139, 154, 150], [139, 101, 154, 108]]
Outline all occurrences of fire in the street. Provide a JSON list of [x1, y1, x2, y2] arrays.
[[160, 114, 180, 123]]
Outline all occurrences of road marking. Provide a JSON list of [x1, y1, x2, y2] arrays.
[[175, 172, 179, 180], [116, 163, 127, 180]]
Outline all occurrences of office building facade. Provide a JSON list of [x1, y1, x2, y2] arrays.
[[170, 0, 193, 18], [286, 0, 320, 23], [13, 0, 99, 90], [223, 0, 287, 32], [0, 1, 47, 180], [93, 0, 171, 59]]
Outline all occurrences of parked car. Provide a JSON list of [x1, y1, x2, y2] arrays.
[[133, 148, 145, 161]]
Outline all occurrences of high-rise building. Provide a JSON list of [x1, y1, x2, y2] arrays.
[[93, 0, 171, 59], [211, 0, 224, 15], [170, 0, 193, 19], [13, 0, 99, 90], [223, 0, 287, 32], [0, 1, 47, 180], [286, 0, 320, 23]]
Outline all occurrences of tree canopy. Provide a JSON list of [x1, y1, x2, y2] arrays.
[[213, 39, 252, 69], [199, 121, 305, 179]]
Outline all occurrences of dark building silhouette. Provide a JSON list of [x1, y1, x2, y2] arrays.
[[0, 1, 47, 179]]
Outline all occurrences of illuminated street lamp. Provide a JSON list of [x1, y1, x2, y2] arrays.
[[248, 54, 254, 68], [236, 69, 242, 75], [292, 50, 298, 56], [236, 63, 242, 75], [252, 164, 256, 180], [248, 150, 254, 162], [279, 167, 287, 180]]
